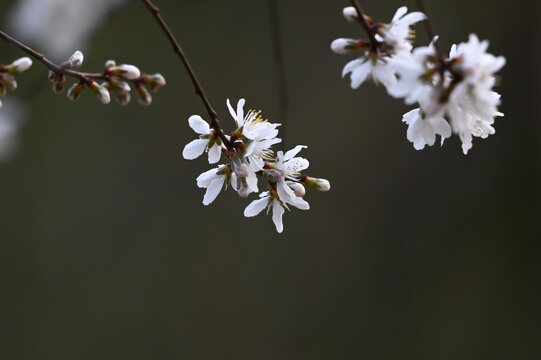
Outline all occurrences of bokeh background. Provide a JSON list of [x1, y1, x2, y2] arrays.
[[0, 0, 539, 359]]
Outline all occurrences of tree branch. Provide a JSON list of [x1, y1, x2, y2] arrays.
[[349, 0, 379, 51], [141, 0, 232, 149]]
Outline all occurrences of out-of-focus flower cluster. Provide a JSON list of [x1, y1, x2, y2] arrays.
[[182, 99, 330, 233], [331, 6, 505, 154], [47, 51, 166, 105]]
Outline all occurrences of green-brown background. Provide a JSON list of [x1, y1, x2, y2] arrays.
[[0, 0, 539, 359]]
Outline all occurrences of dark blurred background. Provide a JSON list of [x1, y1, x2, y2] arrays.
[[0, 0, 539, 359]]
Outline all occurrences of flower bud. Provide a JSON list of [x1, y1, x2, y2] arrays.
[[0, 74, 17, 91], [107, 64, 141, 80], [89, 81, 111, 104], [67, 82, 84, 101], [343, 6, 358, 22], [53, 76, 66, 93], [237, 182, 250, 198], [233, 163, 251, 178], [264, 169, 281, 182], [67, 50, 84, 68], [106, 79, 131, 95], [304, 176, 331, 191], [134, 82, 152, 105], [7, 57, 32, 73], [116, 91, 131, 106], [143, 73, 166, 92], [105, 59, 117, 68], [330, 38, 362, 54], [288, 182, 306, 197]]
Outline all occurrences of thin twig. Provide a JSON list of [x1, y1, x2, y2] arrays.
[[415, 0, 445, 61], [141, 0, 231, 149], [268, 0, 288, 148], [349, 0, 379, 51], [0, 30, 106, 84]]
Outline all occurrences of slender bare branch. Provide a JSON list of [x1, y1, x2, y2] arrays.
[[268, 0, 288, 147], [141, 0, 232, 149], [415, 0, 445, 62]]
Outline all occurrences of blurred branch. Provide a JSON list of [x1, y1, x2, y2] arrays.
[[349, 0, 378, 51], [415, 0, 445, 62], [268, 0, 288, 147], [141, 0, 232, 149]]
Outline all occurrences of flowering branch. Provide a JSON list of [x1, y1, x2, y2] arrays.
[[331, 2, 506, 155], [141, 0, 231, 149], [0, 30, 165, 105], [349, 0, 379, 51], [142, 0, 330, 233]]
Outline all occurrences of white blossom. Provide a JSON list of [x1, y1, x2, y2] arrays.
[[381, 7, 426, 52], [7, 0, 128, 59], [446, 34, 505, 154], [402, 108, 451, 150], [386, 40, 437, 104], [342, 55, 397, 89], [196, 165, 236, 206], [182, 115, 222, 164]]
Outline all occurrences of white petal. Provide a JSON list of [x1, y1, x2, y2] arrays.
[[284, 145, 307, 161], [244, 197, 269, 217], [392, 6, 408, 22], [342, 58, 363, 77], [226, 98, 237, 123], [203, 176, 225, 205], [182, 138, 208, 160], [207, 143, 222, 164], [349, 61, 372, 89], [188, 115, 210, 135], [246, 170, 259, 193], [244, 140, 256, 158], [271, 199, 285, 233], [236, 98, 245, 125], [276, 179, 294, 203], [289, 196, 310, 210], [196, 167, 219, 188]]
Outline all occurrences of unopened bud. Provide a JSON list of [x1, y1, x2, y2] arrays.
[[143, 73, 166, 92], [67, 82, 84, 101], [238, 183, 250, 198], [53, 76, 66, 93], [0, 74, 17, 91], [264, 169, 281, 182], [304, 176, 331, 191], [106, 79, 131, 95], [67, 50, 84, 68], [134, 82, 152, 105], [108, 64, 141, 80], [233, 163, 251, 178], [7, 57, 32, 73], [116, 91, 131, 106], [105, 59, 117, 68], [331, 38, 362, 54], [89, 81, 111, 104], [343, 6, 358, 22], [288, 182, 306, 197]]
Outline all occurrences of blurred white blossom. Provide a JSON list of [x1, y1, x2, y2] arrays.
[[7, 0, 129, 59]]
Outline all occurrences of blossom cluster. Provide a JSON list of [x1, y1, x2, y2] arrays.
[[48, 51, 166, 106], [331, 5, 505, 154], [0, 56, 33, 108], [182, 99, 330, 233]]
